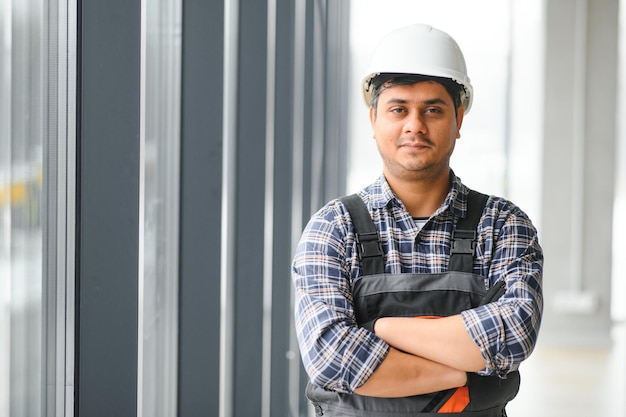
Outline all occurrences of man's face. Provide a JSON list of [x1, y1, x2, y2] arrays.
[[370, 81, 464, 183]]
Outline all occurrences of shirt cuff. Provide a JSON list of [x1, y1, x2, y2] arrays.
[[461, 305, 505, 376]]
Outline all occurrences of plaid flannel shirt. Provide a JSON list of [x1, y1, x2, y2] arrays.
[[292, 172, 543, 394]]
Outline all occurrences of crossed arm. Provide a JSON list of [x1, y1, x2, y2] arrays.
[[293, 198, 543, 398], [354, 315, 484, 397]]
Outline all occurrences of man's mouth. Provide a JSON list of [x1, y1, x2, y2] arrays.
[[400, 139, 431, 150]]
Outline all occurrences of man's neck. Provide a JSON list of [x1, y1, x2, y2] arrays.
[[385, 172, 451, 218]]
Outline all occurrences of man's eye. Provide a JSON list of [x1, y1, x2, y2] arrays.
[[390, 107, 405, 114], [425, 107, 442, 114]]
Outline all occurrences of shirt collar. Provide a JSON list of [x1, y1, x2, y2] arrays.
[[368, 170, 470, 219]]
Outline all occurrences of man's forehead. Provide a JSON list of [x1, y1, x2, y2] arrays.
[[378, 81, 452, 102]]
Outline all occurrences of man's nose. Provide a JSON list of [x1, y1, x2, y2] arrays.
[[404, 112, 426, 134]]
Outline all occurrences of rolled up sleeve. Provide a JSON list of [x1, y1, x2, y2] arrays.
[[462, 208, 544, 377], [292, 205, 389, 393]]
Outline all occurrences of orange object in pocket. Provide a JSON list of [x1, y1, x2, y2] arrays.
[[438, 386, 469, 413], [414, 315, 470, 413]]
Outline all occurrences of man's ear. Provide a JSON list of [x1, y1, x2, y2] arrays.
[[455, 106, 465, 139], [369, 106, 376, 128]]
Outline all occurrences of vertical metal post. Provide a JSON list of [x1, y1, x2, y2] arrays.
[[177, 1, 225, 416], [75, 1, 141, 415]]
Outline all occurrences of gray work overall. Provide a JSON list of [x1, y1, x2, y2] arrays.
[[306, 191, 520, 416]]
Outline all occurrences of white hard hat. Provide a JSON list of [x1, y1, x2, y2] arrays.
[[361, 24, 473, 113]]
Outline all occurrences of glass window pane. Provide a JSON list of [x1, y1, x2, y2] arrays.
[[1, 0, 44, 415], [614, 0, 626, 321], [1, 1, 75, 416], [347, 0, 542, 225], [347, 0, 512, 194], [139, 0, 182, 415]]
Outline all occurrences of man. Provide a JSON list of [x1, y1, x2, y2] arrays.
[[292, 24, 543, 416]]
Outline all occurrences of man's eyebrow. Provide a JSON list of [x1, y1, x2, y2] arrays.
[[383, 97, 450, 106], [383, 98, 408, 105], [423, 98, 449, 106]]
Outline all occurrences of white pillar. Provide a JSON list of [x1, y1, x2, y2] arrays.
[[540, 0, 619, 346]]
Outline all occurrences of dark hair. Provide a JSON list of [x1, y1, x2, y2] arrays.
[[369, 73, 464, 115]]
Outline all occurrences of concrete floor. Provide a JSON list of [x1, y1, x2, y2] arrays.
[[506, 322, 626, 417]]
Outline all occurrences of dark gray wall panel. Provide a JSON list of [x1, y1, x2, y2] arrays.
[[76, 1, 141, 415], [269, 1, 296, 415], [178, 0, 224, 416], [232, 0, 268, 414]]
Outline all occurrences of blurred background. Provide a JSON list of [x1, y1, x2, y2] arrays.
[[1, 0, 624, 416]]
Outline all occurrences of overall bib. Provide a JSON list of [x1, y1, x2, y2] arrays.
[[306, 191, 520, 416]]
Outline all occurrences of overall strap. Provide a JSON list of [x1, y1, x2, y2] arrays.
[[340, 194, 384, 275], [449, 190, 489, 273], [341, 190, 489, 275]]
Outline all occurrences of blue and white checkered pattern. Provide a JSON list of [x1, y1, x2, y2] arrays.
[[292, 171, 543, 393]]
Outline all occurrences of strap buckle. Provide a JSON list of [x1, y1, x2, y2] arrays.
[[451, 230, 476, 255], [356, 231, 383, 259]]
